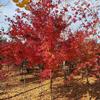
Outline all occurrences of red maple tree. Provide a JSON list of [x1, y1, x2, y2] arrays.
[[0, 0, 99, 81]]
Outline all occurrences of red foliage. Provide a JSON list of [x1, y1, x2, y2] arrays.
[[40, 68, 51, 80], [0, 0, 99, 80]]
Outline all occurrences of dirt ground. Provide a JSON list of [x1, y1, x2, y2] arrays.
[[0, 66, 100, 100]]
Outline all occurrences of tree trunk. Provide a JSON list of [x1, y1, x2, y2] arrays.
[[86, 67, 90, 84], [50, 71, 53, 100]]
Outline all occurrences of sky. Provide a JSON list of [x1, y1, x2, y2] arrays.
[[0, 0, 100, 42], [0, 0, 17, 31]]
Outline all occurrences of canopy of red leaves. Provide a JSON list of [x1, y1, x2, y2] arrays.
[[0, 0, 99, 79]]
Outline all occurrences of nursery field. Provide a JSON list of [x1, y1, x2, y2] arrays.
[[0, 0, 100, 100], [0, 66, 100, 100]]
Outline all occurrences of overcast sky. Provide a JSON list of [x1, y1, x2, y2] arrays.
[[0, 0, 100, 42]]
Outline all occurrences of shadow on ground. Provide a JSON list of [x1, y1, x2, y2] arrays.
[[53, 79, 100, 100]]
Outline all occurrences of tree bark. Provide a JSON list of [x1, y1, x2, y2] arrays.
[[50, 70, 53, 100]]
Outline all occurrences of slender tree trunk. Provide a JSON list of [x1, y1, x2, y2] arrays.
[[86, 67, 89, 84], [63, 61, 66, 84], [81, 70, 84, 80], [7, 65, 9, 99], [23, 65, 26, 99], [63, 61, 69, 86], [40, 69, 43, 100], [50, 70, 53, 100]]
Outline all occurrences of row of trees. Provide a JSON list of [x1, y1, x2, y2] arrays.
[[0, 0, 100, 82]]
